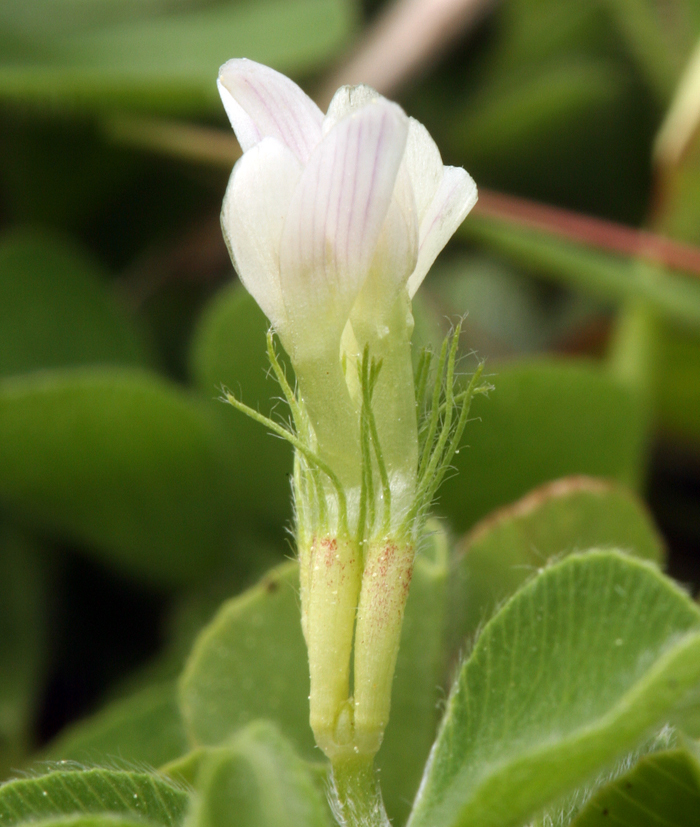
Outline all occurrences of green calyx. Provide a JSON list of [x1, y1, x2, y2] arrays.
[[224, 330, 350, 538], [357, 345, 392, 541], [406, 321, 489, 534], [223, 322, 489, 550]]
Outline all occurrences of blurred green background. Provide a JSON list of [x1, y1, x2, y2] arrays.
[[1, 0, 700, 778]]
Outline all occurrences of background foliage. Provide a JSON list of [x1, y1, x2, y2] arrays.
[[1, 0, 700, 825]]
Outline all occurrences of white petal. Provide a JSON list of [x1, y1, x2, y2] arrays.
[[218, 58, 323, 163], [221, 137, 303, 330], [326, 96, 442, 223], [323, 84, 383, 134], [407, 166, 477, 298], [403, 117, 444, 223], [279, 99, 409, 357], [352, 164, 418, 321]]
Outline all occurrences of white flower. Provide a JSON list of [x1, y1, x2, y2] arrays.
[[218, 61, 483, 768], [218, 58, 477, 363]]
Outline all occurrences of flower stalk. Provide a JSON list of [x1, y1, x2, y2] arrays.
[[330, 755, 391, 827]]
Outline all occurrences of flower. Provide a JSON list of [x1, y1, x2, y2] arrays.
[[218, 58, 477, 365], [218, 59, 481, 770]]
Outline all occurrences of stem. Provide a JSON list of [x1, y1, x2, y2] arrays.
[[607, 292, 659, 399], [330, 757, 390, 827], [472, 187, 700, 276]]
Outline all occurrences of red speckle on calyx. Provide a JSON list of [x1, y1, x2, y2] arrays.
[[364, 544, 414, 621], [320, 537, 338, 569]]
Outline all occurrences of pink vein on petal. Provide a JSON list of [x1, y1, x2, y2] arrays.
[[246, 77, 300, 159], [362, 111, 386, 268], [266, 75, 312, 162], [346, 117, 362, 286], [324, 138, 338, 293], [224, 63, 321, 162]]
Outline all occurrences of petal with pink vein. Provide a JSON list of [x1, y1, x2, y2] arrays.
[[221, 137, 302, 332], [408, 165, 477, 298], [279, 99, 409, 357], [403, 117, 444, 223], [218, 58, 323, 163]]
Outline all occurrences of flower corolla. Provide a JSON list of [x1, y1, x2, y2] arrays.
[[218, 58, 477, 363]]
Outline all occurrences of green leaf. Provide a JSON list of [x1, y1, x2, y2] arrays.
[[408, 551, 700, 827], [488, 0, 607, 74], [0, 0, 209, 42], [449, 60, 625, 167], [0, 117, 140, 232], [0, 0, 354, 115], [0, 769, 189, 827], [41, 683, 188, 770], [161, 750, 209, 788], [571, 746, 700, 826], [452, 476, 665, 645], [179, 550, 450, 822], [460, 214, 700, 331], [603, 0, 700, 101], [0, 229, 148, 378], [179, 562, 314, 757], [0, 368, 238, 585], [438, 360, 649, 534], [444, 41, 652, 220], [165, 537, 287, 658], [0, 528, 47, 775], [429, 253, 602, 355], [188, 284, 292, 528], [187, 721, 331, 827], [2, 817, 163, 827]]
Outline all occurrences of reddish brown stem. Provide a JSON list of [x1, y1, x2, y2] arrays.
[[474, 188, 700, 277]]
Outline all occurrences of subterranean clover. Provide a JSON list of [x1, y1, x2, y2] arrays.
[[217, 57, 482, 810]]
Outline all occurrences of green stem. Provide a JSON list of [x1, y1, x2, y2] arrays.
[[607, 291, 659, 399], [330, 757, 390, 827]]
